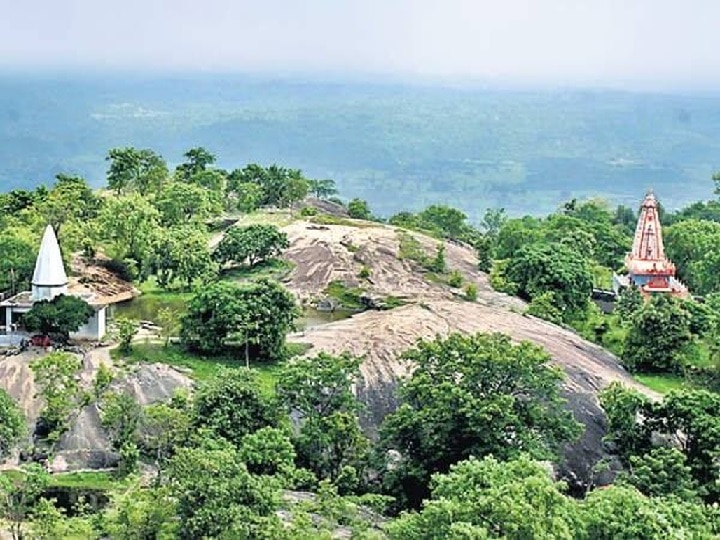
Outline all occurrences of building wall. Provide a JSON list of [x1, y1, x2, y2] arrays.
[[72, 307, 107, 341]]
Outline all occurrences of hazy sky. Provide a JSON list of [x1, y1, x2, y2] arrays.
[[1, 0, 719, 88]]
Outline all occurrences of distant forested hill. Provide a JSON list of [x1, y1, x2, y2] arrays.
[[1, 73, 719, 218]]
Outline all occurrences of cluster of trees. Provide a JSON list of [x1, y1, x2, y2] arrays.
[[0, 147, 340, 297]]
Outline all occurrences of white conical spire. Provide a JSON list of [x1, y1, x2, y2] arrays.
[[31, 225, 68, 301]]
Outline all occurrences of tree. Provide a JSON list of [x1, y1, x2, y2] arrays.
[[167, 445, 281, 538], [481, 207, 507, 238], [175, 147, 216, 182], [154, 181, 220, 226], [614, 285, 643, 322], [622, 294, 692, 373], [0, 464, 50, 540], [213, 224, 290, 268], [100, 390, 142, 451], [181, 278, 297, 360], [194, 368, 280, 448], [387, 455, 581, 539], [418, 205, 468, 239], [114, 316, 138, 353], [0, 389, 25, 459], [106, 147, 168, 196], [347, 198, 371, 220], [150, 226, 215, 290], [505, 242, 593, 319], [277, 353, 369, 484], [139, 398, 193, 468], [625, 447, 700, 501], [37, 175, 98, 235], [238, 426, 296, 478], [98, 193, 160, 271], [30, 352, 83, 442], [102, 482, 178, 539], [157, 307, 180, 347], [23, 294, 94, 342], [379, 332, 581, 508], [307, 179, 338, 199], [0, 233, 36, 294], [233, 182, 264, 213]]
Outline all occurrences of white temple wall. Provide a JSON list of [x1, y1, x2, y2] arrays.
[[72, 307, 107, 341]]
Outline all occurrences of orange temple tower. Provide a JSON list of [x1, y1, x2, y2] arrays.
[[614, 191, 688, 298]]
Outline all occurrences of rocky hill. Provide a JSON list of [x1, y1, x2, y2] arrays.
[[282, 218, 657, 490]]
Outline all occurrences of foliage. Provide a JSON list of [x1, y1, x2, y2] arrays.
[[527, 291, 564, 324], [239, 426, 296, 478], [0, 464, 50, 540], [167, 445, 281, 539], [100, 390, 142, 451], [114, 316, 138, 353], [106, 147, 168, 196], [614, 285, 643, 322], [505, 242, 593, 319], [156, 307, 180, 347], [101, 481, 178, 539], [181, 278, 297, 360], [175, 146, 216, 182], [307, 178, 338, 199], [214, 224, 290, 268], [347, 198, 372, 220], [379, 332, 581, 508], [624, 447, 700, 500], [139, 398, 193, 466], [194, 367, 280, 448], [446, 269, 463, 288], [30, 352, 84, 442], [149, 226, 215, 290], [622, 294, 692, 373], [0, 389, 25, 459], [0, 233, 36, 294], [37, 175, 99, 235], [23, 294, 94, 342], [277, 353, 369, 485], [155, 180, 220, 226], [387, 455, 581, 539], [463, 282, 478, 301]]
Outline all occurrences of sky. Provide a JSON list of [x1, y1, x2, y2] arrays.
[[1, 0, 719, 89]]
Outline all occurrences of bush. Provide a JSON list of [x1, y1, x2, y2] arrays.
[[447, 270, 463, 288], [464, 283, 478, 301], [358, 266, 371, 279], [300, 206, 318, 217]]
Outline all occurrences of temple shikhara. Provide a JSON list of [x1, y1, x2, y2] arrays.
[[613, 191, 688, 298]]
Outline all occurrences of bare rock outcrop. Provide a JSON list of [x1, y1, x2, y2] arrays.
[[283, 220, 657, 491]]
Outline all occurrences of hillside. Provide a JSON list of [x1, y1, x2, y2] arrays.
[[279, 217, 655, 488]]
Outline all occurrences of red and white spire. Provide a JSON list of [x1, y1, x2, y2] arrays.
[[630, 191, 665, 261]]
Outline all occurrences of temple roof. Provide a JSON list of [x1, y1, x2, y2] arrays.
[[31, 225, 68, 287], [630, 191, 666, 262]]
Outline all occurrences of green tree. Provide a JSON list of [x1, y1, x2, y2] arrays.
[[194, 367, 280, 448], [307, 178, 338, 199], [417, 204, 468, 239], [615, 285, 643, 322], [102, 481, 178, 539], [114, 316, 138, 354], [233, 181, 264, 213], [622, 294, 692, 373], [167, 445, 281, 539], [379, 332, 581, 508], [100, 390, 142, 451], [181, 279, 297, 360], [23, 294, 94, 342], [154, 181, 220, 226], [0, 389, 25, 459], [347, 198, 371, 220], [175, 147, 216, 182], [387, 455, 581, 539], [0, 464, 50, 540], [0, 233, 35, 295], [277, 353, 369, 484], [505, 242, 593, 319], [280, 170, 309, 210], [30, 352, 83, 442], [150, 226, 215, 290], [156, 307, 180, 347], [213, 224, 290, 268], [98, 193, 160, 271], [625, 447, 700, 500], [238, 426, 296, 478], [139, 399, 193, 468], [37, 174, 99, 236], [106, 147, 168, 196]]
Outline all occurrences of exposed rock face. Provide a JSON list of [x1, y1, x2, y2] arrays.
[[52, 357, 194, 471], [283, 221, 658, 490], [0, 346, 193, 471]]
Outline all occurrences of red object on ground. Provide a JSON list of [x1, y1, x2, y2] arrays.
[[31, 335, 51, 347]]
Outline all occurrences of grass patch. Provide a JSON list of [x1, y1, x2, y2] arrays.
[[221, 258, 294, 282], [309, 213, 378, 228], [323, 280, 366, 309], [634, 373, 689, 394], [235, 210, 296, 228], [48, 471, 120, 490], [114, 342, 281, 395]]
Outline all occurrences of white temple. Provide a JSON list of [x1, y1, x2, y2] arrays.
[[1, 225, 107, 340]]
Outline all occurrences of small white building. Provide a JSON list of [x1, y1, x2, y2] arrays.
[[1, 225, 108, 341]]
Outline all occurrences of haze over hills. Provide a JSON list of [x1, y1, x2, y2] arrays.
[[1, 73, 719, 219]]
